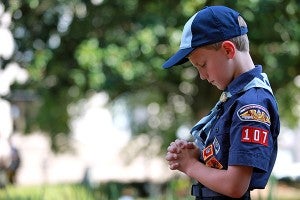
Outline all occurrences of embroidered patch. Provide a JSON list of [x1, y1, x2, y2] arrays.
[[206, 156, 223, 169], [202, 144, 214, 161], [241, 126, 269, 146], [237, 104, 271, 126], [213, 137, 220, 154]]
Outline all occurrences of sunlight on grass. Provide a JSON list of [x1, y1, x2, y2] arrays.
[[0, 180, 300, 200], [0, 184, 103, 200]]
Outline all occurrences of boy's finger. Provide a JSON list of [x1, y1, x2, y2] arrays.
[[175, 139, 187, 148], [186, 142, 197, 149], [167, 145, 178, 153], [165, 152, 178, 161], [169, 162, 179, 170]]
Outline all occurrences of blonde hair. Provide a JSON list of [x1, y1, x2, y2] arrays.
[[204, 16, 249, 52]]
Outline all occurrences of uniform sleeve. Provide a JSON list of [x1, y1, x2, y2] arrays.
[[228, 99, 275, 172]]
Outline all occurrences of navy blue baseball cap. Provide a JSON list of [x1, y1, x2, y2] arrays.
[[163, 6, 248, 69]]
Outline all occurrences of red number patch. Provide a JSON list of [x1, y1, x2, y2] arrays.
[[241, 126, 269, 146]]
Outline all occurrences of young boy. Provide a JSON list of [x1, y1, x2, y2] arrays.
[[163, 6, 280, 199]]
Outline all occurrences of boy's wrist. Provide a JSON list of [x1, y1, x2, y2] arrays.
[[186, 159, 200, 178]]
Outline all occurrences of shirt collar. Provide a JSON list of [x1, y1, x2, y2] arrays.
[[225, 65, 263, 95]]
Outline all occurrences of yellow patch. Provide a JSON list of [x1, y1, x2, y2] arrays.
[[237, 104, 271, 126]]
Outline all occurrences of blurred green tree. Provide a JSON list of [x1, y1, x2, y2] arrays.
[[2, 0, 300, 151]]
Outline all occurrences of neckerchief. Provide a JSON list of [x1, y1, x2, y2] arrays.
[[190, 73, 273, 150]]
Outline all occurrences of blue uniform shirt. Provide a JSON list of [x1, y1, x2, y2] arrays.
[[201, 65, 280, 189]]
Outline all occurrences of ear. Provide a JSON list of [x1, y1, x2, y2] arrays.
[[221, 41, 235, 59]]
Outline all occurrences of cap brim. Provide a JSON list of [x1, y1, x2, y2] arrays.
[[162, 47, 194, 69]]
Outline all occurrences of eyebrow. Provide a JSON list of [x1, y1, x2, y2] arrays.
[[187, 48, 197, 58]]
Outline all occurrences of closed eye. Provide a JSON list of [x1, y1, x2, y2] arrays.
[[198, 62, 206, 68]]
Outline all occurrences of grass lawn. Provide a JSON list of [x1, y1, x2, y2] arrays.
[[0, 184, 100, 200], [0, 180, 299, 200]]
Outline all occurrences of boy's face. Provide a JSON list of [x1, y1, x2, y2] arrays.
[[188, 45, 235, 90]]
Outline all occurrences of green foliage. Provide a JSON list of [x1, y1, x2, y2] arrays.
[[277, 82, 300, 128], [3, 0, 300, 150]]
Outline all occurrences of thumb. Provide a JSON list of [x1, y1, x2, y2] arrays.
[[186, 142, 197, 149]]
